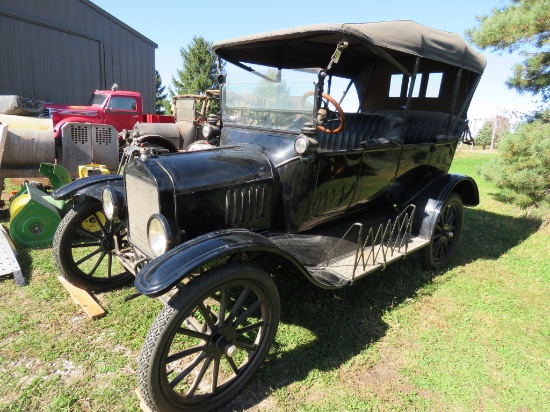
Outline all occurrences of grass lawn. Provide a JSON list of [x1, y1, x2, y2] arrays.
[[0, 149, 548, 411]]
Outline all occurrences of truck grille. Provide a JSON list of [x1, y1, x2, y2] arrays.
[[69, 124, 89, 145], [95, 126, 114, 145], [125, 172, 160, 257]]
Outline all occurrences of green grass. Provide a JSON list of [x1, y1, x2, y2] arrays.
[[1, 150, 548, 411]]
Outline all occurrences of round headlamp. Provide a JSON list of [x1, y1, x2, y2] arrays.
[[102, 186, 123, 220], [294, 136, 310, 154], [202, 123, 221, 139], [294, 136, 318, 155], [147, 214, 181, 257]]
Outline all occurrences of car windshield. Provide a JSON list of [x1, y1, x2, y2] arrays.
[[87, 93, 108, 107], [222, 66, 318, 133]]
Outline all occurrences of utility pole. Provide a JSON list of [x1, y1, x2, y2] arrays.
[[490, 117, 497, 151]]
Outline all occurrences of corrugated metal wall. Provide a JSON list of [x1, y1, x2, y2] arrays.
[[0, 0, 157, 113]]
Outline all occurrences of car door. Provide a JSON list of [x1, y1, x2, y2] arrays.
[[104, 96, 141, 131]]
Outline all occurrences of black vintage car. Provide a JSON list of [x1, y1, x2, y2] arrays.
[[52, 21, 485, 412]]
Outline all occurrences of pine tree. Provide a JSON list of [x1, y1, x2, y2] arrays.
[[155, 70, 169, 115], [171, 36, 221, 96], [476, 121, 494, 150], [466, 0, 550, 101]]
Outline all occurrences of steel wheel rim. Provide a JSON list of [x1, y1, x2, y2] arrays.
[[160, 279, 273, 406], [432, 202, 459, 263], [68, 207, 127, 283]]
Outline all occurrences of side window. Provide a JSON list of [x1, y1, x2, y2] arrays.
[[425, 73, 443, 98], [327, 76, 360, 112], [389, 74, 404, 98], [411, 73, 423, 98], [388, 72, 442, 98], [108, 97, 137, 111]]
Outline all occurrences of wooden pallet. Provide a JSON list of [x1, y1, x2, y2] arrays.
[[135, 387, 151, 412], [57, 276, 105, 319]]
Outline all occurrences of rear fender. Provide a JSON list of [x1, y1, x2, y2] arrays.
[[51, 174, 124, 201], [410, 173, 478, 238], [134, 228, 312, 297]]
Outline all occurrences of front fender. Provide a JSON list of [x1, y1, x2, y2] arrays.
[[51, 174, 124, 201], [135, 228, 310, 297], [410, 173, 479, 238], [53, 117, 100, 138]]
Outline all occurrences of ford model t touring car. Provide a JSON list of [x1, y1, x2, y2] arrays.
[[52, 21, 486, 411]]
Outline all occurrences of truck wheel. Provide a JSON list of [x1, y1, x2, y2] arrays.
[[53, 199, 132, 291], [420, 192, 464, 269], [138, 262, 280, 412]]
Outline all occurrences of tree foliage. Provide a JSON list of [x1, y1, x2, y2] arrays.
[[155, 70, 170, 115], [171, 36, 220, 96], [466, 0, 550, 101], [479, 111, 550, 207], [476, 121, 494, 149]]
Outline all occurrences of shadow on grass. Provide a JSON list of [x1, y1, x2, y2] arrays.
[[225, 207, 543, 410]]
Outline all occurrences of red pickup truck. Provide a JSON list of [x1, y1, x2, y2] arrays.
[[45, 88, 173, 139]]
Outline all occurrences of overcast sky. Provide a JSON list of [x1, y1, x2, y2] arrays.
[[91, 0, 541, 122]]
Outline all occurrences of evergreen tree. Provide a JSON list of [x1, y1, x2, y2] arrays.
[[155, 70, 169, 115], [171, 36, 221, 96], [479, 112, 550, 206], [466, 0, 550, 101], [475, 121, 494, 149]]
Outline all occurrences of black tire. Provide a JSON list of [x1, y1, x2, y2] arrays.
[[138, 262, 280, 412], [53, 199, 132, 291], [421, 192, 464, 269]]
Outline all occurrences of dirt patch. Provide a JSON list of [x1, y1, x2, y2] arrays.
[[342, 343, 443, 408]]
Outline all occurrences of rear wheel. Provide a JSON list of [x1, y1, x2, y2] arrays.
[[53, 199, 132, 291], [138, 262, 280, 412], [421, 192, 464, 269]]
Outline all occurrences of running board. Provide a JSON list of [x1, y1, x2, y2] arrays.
[[305, 205, 429, 288]]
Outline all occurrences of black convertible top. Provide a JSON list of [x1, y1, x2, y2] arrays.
[[213, 21, 486, 75]]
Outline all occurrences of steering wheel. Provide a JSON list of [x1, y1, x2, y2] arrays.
[[301, 91, 346, 134]]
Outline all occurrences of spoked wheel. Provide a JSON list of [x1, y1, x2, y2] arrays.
[[53, 199, 132, 291], [421, 192, 464, 269], [138, 262, 280, 412]]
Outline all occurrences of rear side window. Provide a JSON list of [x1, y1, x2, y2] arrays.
[[388, 72, 443, 98], [389, 74, 405, 97], [425, 73, 443, 98], [108, 97, 137, 111]]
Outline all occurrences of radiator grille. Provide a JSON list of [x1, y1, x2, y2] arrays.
[[95, 126, 113, 145], [125, 172, 160, 257], [70, 124, 89, 145]]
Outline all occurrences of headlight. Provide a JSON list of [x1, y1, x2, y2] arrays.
[[202, 123, 221, 139], [294, 136, 318, 155], [102, 186, 123, 220], [147, 214, 181, 257]]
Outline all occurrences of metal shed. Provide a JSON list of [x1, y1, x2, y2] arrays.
[[0, 0, 157, 113]]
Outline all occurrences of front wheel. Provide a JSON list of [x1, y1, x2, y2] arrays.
[[53, 199, 132, 291], [138, 262, 280, 412], [421, 192, 464, 269]]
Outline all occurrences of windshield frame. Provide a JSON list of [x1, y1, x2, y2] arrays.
[[87, 93, 108, 107], [221, 65, 321, 135]]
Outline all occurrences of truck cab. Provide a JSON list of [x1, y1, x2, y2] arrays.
[[45, 89, 143, 138]]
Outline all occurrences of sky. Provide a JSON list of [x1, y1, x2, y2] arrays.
[[91, 0, 541, 123]]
